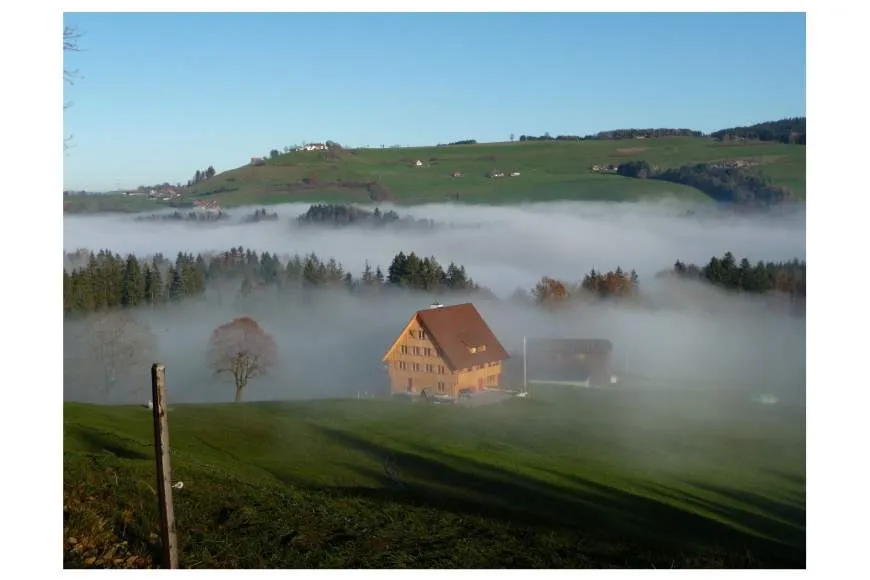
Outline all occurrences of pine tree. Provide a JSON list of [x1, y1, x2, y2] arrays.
[[121, 254, 145, 307], [168, 266, 185, 301], [361, 260, 374, 285], [387, 252, 408, 285], [63, 270, 72, 315]]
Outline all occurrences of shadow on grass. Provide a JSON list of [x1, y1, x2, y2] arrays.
[[279, 425, 804, 568], [68, 426, 151, 461]]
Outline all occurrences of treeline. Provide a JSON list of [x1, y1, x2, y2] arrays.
[[517, 128, 705, 142], [63, 248, 482, 317], [530, 268, 639, 307], [664, 252, 805, 298], [241, 208, 279, 223], [447, 139, 477, 146], [296, 204, 435, 229], [710, 117, 805, 145], [593, 128, 704, 140], [134, 210, 230, 222], [64, 246, 806, 318], [188, 165, 216, 187], [519, 133, 583, 142], [616, 160, 794, 205]]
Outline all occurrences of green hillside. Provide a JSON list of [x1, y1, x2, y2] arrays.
[[64, 385, 805, 569], [64, 137, 805, 213]]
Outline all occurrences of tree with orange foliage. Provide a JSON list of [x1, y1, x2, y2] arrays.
[[532, 276, 569, 306], [207, 316, 277, 403]]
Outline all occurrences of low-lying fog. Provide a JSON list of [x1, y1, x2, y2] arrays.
[[63, 200, 806, 406]]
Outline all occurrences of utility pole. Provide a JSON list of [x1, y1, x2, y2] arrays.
[[522, 336, 528, 394]]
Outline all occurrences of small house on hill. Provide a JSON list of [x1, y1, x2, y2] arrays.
[[382, 302, 510, 398]]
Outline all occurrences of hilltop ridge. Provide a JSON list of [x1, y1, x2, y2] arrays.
[[64, 120, 806, 214]]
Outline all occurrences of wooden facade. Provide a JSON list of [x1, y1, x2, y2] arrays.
[[382, 303, 510, 399]]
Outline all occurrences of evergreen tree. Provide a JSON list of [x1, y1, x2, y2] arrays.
[[361, 260, 374, 285], [121, 254, 145, 307], [63, 270, 72, 315], [168, 266, 185, 301], [387, 251, 408, 285]]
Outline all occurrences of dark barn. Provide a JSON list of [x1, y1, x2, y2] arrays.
[[523, 338, 614, 387]]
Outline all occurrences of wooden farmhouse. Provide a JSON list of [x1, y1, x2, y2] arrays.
[[382, 302, 510, 398]]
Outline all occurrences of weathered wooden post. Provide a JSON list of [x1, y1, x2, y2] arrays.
[[151, 363, 178, 569]]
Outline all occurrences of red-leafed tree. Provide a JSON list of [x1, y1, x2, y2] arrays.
[[207, 316, 277, 403]]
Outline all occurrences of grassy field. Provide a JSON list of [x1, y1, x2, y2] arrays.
[[63, 138, 806, 213], [63, 384, 805, 569]]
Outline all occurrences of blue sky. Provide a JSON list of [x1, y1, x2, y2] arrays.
[[62, 12, 806, 191]]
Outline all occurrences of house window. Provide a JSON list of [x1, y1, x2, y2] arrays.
[[400, 345, 408, 355], [426, 364, 434, 373], [420, 331, 427, 340], [437, 382, 445, 393], [424, 347, 432, 357], [399, 361, 407, 370], [415, 346, 422, 356], [438, 365, 445, 374], [413, 362, 420, 372]]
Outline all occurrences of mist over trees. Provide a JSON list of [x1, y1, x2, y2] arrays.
[[664, 252, 805, 298], [531, 268, 639, 307], [63, 248, 485, 317], [64, 244, 806, 320], [296, 203, 435, 229]]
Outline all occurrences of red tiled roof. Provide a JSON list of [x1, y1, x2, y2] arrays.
[[415, 303, 510, 371]]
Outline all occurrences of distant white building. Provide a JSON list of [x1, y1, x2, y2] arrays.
[[415, 159, 424, 167], [296, 143, 328, 152]]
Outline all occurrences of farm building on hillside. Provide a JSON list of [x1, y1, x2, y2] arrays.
[[382, 302, 510, 399], [518, 338, 614, 387]]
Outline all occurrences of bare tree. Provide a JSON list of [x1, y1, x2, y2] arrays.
[[207, 317, 277, 402], [65, 311, 157, 402], [63, 26, 81, 91], [64, 25, 82, 150]]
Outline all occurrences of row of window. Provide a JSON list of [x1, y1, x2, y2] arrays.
[[409, 329, 428, 340], [395, 361, 447, 373], [403, 376, 500, 395], [400, 344, 434, 357], [392, 360, 501, 375]]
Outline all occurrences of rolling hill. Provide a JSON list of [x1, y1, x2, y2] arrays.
[[64, 384, 805, 569], [64, 137, 805, 213]]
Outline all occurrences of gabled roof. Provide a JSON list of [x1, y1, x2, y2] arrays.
[[382, 303, 510, 371]]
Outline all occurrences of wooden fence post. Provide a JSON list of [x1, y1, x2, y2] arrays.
[[151, 363, 178, 569]]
